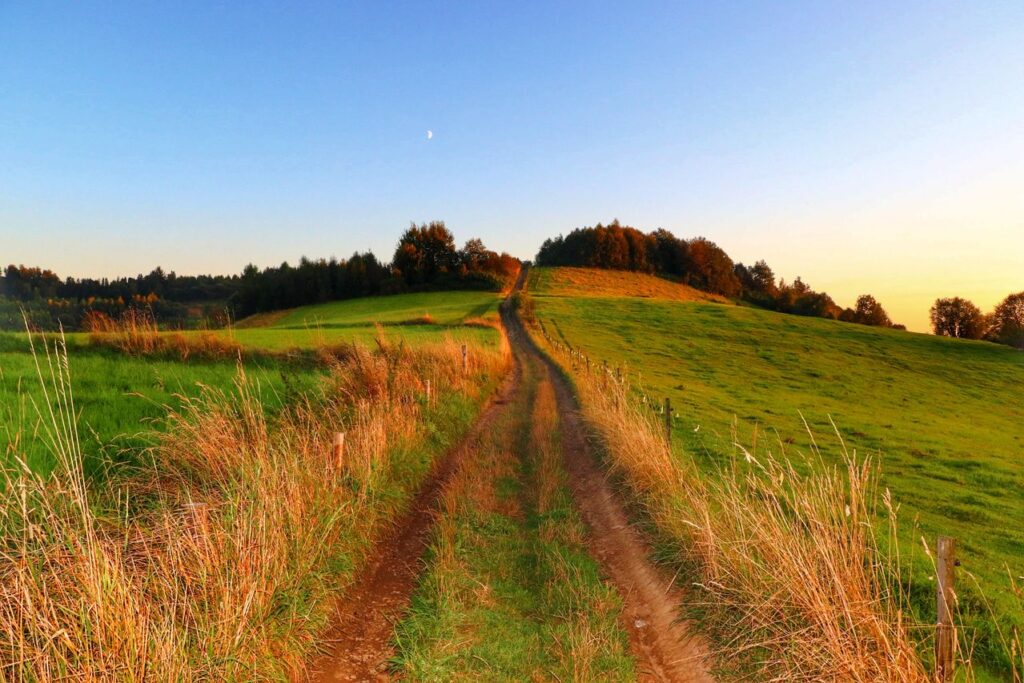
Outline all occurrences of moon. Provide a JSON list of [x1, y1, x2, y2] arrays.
[[426, 130, 433, 140]]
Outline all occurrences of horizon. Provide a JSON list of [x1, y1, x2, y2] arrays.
[[4, 2, 1023, 332]]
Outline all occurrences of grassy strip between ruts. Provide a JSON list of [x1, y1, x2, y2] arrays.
[[393, 354, 634, 681], [0, 334, 507, 680]]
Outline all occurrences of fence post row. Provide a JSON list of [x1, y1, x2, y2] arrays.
[[935, 536, 957, 682]]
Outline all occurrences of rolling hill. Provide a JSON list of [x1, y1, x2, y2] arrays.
[[530, 266, 1024, 676]]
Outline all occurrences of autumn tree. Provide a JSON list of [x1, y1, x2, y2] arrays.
[[930, 297, 985, 339], [989, 291, 1024, 349], [461, 238, 490, 271], [749, 260, 778, 297], [649, 229, 688, 276], [392, 221, 460, 285], [685, 237, 741, 296], [851, 294, 892, 327]]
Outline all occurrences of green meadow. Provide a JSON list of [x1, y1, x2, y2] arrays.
[[530, 267, 1024, 677], [0, 333, 320, 476], [225, 290, 503, 350], [256, 290, 501, 328], [1, 290, 503, 478]]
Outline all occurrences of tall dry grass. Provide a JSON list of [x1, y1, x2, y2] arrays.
[[86, 308, 243, 360], [0, 329, 508, 681], [534, 333, 944, 681]]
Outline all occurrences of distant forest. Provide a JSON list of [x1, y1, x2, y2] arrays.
[[537, 220, 1024, 349], [1, 222, 519, 331], [536, 220, 903, 328]]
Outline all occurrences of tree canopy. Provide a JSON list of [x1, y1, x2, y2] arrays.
[[989, 291, 1024, 349], [930, 298, 986, 339]]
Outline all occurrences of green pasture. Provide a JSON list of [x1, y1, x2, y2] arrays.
[[531, 267, 1024, 678], [260, 290, 501, 328], [225, 290, 503, 350], [1, 291, 504, 479], [0, 333, 319, 477]]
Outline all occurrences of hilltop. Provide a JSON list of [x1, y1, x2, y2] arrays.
[[530, 266, 729, 303]]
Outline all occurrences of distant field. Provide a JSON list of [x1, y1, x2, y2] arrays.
[[0, 333, 319, 476], [253, 290, 501, 327], [227, 290, 503, 350], [1, 291, 504, 477], [530, 267, 1024, 675]]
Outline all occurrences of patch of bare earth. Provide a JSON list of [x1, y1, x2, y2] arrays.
[[549, 373, 714, 682]]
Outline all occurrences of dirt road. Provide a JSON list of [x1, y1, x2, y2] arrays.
[[308, 366, 522, 682], [309, 268, 712, 681]]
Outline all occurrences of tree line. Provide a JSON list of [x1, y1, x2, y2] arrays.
[[0, 265, 238, 331], [930, 294, 1024, 349], [231, 223, 518, 317], [1, 222, 519, 331], [536, 221, 902, 329]]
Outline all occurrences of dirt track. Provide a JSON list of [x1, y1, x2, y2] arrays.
[[504, 273, 713, 683], [307, 364, 522, 682], [309, 267, 712, 681]]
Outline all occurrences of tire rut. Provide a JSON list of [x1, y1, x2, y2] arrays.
[[307, 362, 521, 682], [503, 268, 715, 683], [310, 264, 713, 682]]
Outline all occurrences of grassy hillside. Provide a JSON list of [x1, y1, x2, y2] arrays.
[[0, 335, 507, 679], [530, 266, 1024, 675], [530, 266, 726, 303]]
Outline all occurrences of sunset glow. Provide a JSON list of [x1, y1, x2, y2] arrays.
[[3, 2, 1022, 331]]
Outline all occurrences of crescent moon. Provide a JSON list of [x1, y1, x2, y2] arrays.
[[426, 130, 433, 140]]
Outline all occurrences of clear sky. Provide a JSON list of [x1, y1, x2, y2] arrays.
[[2, 1, 1022, 331]]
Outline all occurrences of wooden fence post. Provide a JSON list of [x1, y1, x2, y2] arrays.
[[936, 536, 957, 682], [425, 379, 432, 405], [333, 432, 345, 471], [461, 343, 468, 375], [664, 398, 672, 445]]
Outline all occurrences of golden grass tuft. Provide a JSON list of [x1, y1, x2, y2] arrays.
[[86, 308, 243, 360], [398, 313, 436, 326], [533, 266, 730, 303], [535, 333, 940, 681], [461, 315, 502, 329]]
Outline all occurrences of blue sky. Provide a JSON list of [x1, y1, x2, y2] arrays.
[[2, 1, 1022, 330]]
